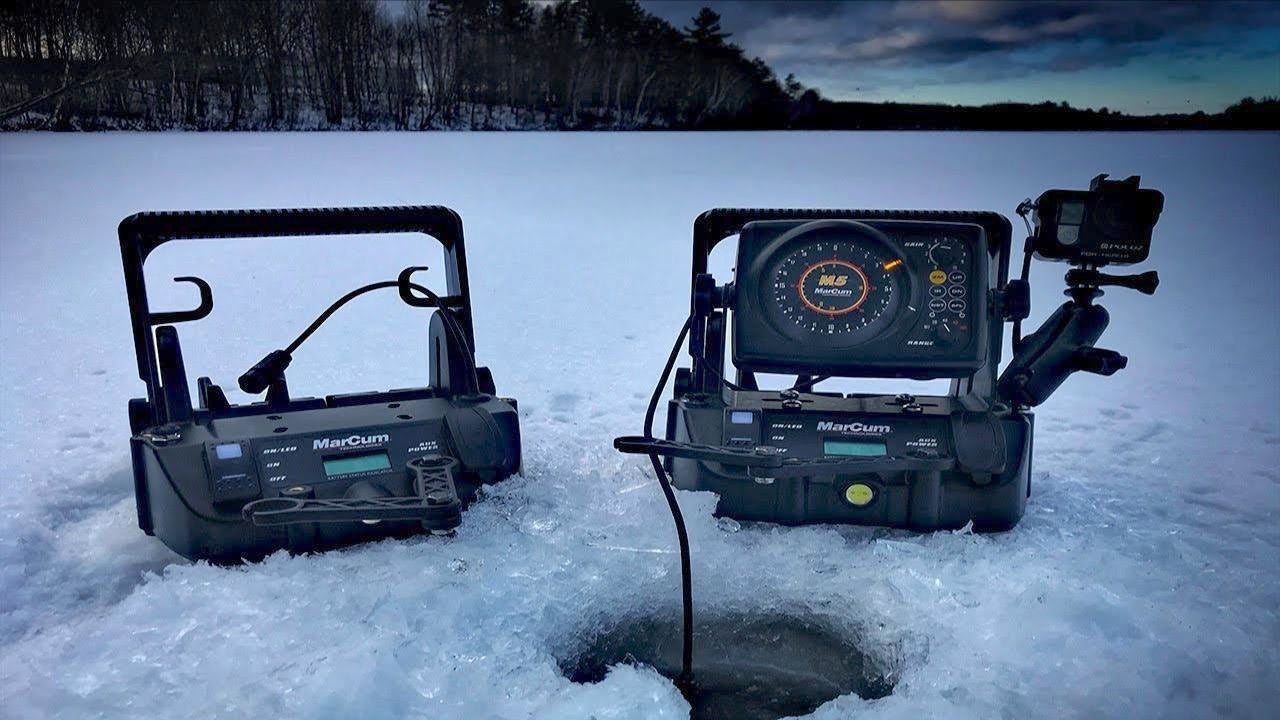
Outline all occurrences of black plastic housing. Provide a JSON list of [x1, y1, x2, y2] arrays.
[[1032, 175, 1164, 265], [667, 393, 1030, 531], [120, 206, 521, 561], [656, 208, 1030, 531], [132, 392, 519, 561]]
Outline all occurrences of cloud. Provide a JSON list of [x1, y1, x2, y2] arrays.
[[643, 0, 1280, 75], [638, 0, 1279, 112]]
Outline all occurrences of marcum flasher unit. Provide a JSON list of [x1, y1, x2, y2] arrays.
[[732, 218, 988, 378], [121, 207, 521, 562], [615, 180, 1161, 693], [627, 210, 1022, 531]]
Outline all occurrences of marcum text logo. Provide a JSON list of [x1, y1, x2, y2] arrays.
[[313, 433, 390, 451], [817, 421, 891, 434]]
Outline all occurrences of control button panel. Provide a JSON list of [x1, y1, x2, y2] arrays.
[[892, 225, 981, 353], [205, 440, 262, 503], [721, 408, 762, 447]]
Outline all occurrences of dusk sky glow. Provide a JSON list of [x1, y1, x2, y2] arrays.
[[640, 0, 1280, 114]]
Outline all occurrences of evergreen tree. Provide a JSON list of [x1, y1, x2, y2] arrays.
[[684, 7, 729, 46]]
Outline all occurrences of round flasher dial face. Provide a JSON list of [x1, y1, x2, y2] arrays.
[[763, 224, 907, 345]]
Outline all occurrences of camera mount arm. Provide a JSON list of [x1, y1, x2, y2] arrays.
[[1001, 172, 1163, 408], [1065, 268, 1159, 295], [998, 298, 1121, 407], [998, 264, 1159, 408]]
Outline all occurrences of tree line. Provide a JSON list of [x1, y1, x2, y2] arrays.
[[791, 96, 1280, 132], [1, 0, 1274, 131], [0, 0, 805, 130]]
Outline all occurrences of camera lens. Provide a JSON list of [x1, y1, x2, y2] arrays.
[[1092, 193, 1138, 240]]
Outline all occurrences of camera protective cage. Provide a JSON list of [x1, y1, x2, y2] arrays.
[[121, 206, 521, 562], [1032, 174, 1164, 265]]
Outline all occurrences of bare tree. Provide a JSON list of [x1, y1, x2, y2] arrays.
[[0, 0, 790, 130]]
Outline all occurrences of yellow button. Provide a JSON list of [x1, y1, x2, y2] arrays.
[[929, 270, 947, 285], [844, 483, 875, 507]]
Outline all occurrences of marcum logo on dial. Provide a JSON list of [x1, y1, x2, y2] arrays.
[[313, 433, 390, 451], [817, 421, 891, 434]]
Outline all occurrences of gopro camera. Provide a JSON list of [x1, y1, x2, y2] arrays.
[[1032, 174, 1163, 265]]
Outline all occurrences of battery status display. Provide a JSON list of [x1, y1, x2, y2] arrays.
[[730, 411, 755, 425], [322, 451, 391, 477], [823, 439, 887, 457]]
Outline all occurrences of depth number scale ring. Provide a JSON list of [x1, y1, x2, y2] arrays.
[[764, 227, 907, 346]]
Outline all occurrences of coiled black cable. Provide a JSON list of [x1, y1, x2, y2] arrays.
[[277, 278, 480, 395]]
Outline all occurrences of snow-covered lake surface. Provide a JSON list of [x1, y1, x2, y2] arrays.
[[1, 132, 1277, 719]]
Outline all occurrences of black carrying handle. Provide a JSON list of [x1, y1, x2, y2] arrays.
[[119, 205, 465, 257], [691, 207, 1013, 277], [120, 206, 474, 419]]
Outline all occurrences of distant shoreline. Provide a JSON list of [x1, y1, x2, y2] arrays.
[[5, 100, 1274, 133], [5, 126, 1276, 133]]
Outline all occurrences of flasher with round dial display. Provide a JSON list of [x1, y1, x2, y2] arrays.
[[732, 218, 988, 378], [764, 221, 907, 346]]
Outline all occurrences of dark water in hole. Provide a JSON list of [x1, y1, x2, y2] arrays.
[[557, 612, 894, 720]]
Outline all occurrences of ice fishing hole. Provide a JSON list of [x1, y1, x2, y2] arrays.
[[557, 611, 894, 720]]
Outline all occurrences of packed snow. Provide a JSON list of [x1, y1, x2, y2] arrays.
[[0, 132, 1277, 719]]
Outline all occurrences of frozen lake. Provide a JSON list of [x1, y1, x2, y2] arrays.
[[1, 131, 1277, 719]]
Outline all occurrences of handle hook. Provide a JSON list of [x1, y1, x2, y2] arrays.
[[150, 276, 213, 324], [398, 266, 436, 307]]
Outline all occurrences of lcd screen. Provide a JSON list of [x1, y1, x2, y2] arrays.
[[1058, 201, 1086, 225], [822, 440, 887, 457], [323, 451, 392, 477]]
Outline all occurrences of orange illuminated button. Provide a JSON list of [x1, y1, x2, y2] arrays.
[[929, 270, 947, 285]]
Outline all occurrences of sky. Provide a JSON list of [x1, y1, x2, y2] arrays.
[[640, 0, 1280, 114]]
